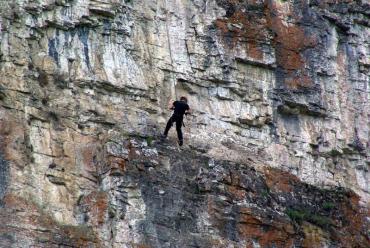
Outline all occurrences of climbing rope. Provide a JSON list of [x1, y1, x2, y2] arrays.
[[164, 0, 178, 101], [163, 0, 194, 144]]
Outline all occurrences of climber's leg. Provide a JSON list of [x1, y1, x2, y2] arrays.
[[164, 116, 174, 137], [175, 118, 183, 146]]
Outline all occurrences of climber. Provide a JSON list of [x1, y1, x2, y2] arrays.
[[162, 96, 191, 146]]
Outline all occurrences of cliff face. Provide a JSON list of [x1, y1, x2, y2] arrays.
[[0, 0, 369, 247]]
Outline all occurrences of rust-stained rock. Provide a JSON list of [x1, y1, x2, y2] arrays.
[[78, 191, 109, 226], [0, 194, 98, 247], [0, 0, 369, 247]]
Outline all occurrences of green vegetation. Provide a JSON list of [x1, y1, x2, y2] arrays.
[[286, 208, 332, 228], [146, 136, 154, 146], [261, 189, 270, 198], [310, 214, 332, 227], [286, 208, 310, 223], [322, 201, 335, 210]]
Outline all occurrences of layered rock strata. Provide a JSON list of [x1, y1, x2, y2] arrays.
[[0, 0, 369, 247]]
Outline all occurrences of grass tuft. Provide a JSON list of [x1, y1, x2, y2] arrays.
[[286, 208, 332, 228], [146, 136, 154, 146], [322, 201, 335, 210]]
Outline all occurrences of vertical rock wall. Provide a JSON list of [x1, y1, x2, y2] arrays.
[[0, 0, 369, 247]]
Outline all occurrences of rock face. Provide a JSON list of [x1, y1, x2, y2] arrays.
[[0, 0, 369, 247]]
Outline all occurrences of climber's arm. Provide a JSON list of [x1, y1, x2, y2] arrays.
[[168, 99, 175, 110], [185, 106, 191, 115]]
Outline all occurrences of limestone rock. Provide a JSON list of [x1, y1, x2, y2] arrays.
[[0, 0, 369, 247]]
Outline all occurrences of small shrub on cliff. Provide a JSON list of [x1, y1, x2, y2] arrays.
[[146, 136, 154, 146], [310, 214, 332, 228], [322, 201, 335, 210], [261, 189, 270, 198], [286, 208, 309, 223], [286, 208, 333, 228]]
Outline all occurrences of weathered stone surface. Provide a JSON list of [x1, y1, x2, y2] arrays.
[[0, 153, 9, 206], [0, 0, 369, 247]]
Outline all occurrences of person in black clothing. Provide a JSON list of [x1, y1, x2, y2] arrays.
[[163, 96, 191, 146]]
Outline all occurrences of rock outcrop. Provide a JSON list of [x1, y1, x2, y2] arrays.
[[0, 0, 369, 247]]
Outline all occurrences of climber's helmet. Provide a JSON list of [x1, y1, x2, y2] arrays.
[[180, 96, 188, 103]]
